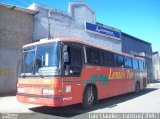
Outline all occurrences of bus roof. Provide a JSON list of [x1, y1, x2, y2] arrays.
[[23, 38, 145, 61]]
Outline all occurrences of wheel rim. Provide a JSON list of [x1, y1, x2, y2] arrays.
[[88, 90, 94, 105]]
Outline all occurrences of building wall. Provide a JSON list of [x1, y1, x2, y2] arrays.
[[121, 33, 153, 83], [28, 2, 122, 52], [28, 2, 153, 82], [0, 2, 154, 95], [0, 6, 34, 95], [152, 52, 160, 80]]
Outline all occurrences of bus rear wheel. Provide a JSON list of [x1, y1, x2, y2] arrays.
[[135, 82, 140, 94], [82, 86, 95, 108]]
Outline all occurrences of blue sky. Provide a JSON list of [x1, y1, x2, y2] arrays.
[[1, 0, 160, 52]]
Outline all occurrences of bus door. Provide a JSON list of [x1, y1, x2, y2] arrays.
[[62, 42, 83, 105]]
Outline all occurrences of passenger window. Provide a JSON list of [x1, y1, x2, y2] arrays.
[[139, 61, 145, 70], [133, 59, 139, 70], [86, 47, 93, 64], [101, 51, 114, 67], [93, 49, 100, 65], [124, 57, 133, 68], [70, 46, 82, 66], [63, 43, 82, 76], [86, 47, 101, 65], [114, 54, 124, 68]]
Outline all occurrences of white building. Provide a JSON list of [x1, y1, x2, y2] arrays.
[[0, 2, 154, 95], [152, 52, 160, 80], [28, 2, 153, 83], [28, 2, 122, 52]]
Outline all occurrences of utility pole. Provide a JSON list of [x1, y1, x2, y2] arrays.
[[48, 10, 51, 39]]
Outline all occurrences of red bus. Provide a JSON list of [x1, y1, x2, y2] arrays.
[[17, 38, 147, 108]]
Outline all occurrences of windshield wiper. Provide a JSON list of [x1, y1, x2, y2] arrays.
[[34, 65, 44, 78], [23, 73, 26, 78], [36, 70, 44, 78], [22, 64, 44, 78], [22, 64, 34, 78]]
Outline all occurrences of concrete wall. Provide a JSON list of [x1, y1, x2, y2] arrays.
[[121, 33, 153, 83], [0, 5, 34, 95], [152, 52, 160, 80], [28, 2, 153, 82], [28, 2, 122, 52]]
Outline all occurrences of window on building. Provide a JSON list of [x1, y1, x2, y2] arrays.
[[114, 54, 124, 68], [101, 51, 114, 67], [124, 57, 133, 68], [132, 59, 139, 70]]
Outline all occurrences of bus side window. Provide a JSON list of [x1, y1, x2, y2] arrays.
[[86, 47, 94, 64], [114, 54, 124, 68], [93, 49, 101, 65], [133, 59, 139, 70], [86, 47, 101, 66], [124, 57, 133, 69], [139, 61, 144, 70], [70, 46, 82, 66], [101, 51, 114, 67], [63, 44, 82, 76], [143, 61, 145, 70]]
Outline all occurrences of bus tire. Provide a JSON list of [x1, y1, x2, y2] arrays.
[[135, 81, 140, 94], [82, 86, 95, 108]]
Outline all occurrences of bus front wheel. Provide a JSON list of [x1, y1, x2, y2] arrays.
[[82, 86, 95, 108]]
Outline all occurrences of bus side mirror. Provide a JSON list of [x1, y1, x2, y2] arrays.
[[63, 45, 69, 63], [63, 52, 69, 63]]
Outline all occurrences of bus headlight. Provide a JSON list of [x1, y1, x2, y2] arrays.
[[42, 89, 54, 95], [17, 88, 24, 93]]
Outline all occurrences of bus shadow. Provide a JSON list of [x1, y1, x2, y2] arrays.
[[29, 88, 158, 118]]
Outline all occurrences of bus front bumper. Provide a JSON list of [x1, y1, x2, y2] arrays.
[[17, 93, 62, 107]]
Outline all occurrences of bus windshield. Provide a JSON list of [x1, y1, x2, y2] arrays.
[[19, 43, 61, 77]]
